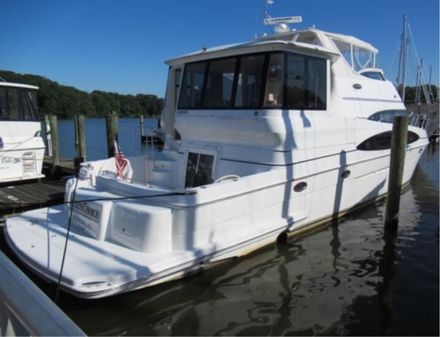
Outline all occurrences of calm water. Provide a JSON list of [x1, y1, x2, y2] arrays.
[[57, 117, 158, 160], [57, 144, 438, 336], [1, 144, 438, 336]]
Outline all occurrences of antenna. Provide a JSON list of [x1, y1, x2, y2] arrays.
[[263, 0, 302, 34]]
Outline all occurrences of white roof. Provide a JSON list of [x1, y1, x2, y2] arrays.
[[324, 31, 378, 53], [165, 28, 378, 66], [0, 81, 39, 90], [166, 37, 338, 65]]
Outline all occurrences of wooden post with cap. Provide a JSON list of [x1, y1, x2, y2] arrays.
[[106, 112, 118, 158]]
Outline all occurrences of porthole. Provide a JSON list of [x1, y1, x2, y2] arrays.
[[294, 181, 308, 192]]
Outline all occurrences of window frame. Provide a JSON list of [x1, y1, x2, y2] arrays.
[[177, 50, 327, 111], [183, 149, 217, 188]]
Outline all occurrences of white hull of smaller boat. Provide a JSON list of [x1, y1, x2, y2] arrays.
[[0, 121, 45, 183]]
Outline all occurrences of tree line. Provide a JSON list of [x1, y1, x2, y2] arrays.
[[0, 70, 163, 119]]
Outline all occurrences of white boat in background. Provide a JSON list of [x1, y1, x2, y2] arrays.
[[5, 12, 429, 298], [0, 81, 45, 183]]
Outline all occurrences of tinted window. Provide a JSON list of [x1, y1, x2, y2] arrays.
[[177, 51, 327, 111], [235, 54, 265, 108], [307, 58, 327, 109], [264, 53, 284, 108], [361, 71, 385, 81], [203, 57, 237, 108], [368, 110, 409, 123], [0, 87, 38, 121], [357, 131, 420, 151], [286, 54, 306, 108], [185, 152, 214, 188], [179, 62, 207, 108]]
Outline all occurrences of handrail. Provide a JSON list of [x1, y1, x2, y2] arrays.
[[0, 250, 86, 337]]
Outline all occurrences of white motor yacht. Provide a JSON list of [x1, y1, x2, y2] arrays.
[[0, 81, 45, 183], [4, 22, 429, 298]]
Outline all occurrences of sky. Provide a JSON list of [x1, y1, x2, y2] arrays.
[[1, 0, 438, 97]]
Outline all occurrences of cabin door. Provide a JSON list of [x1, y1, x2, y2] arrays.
[[184, 151, 216, 188]]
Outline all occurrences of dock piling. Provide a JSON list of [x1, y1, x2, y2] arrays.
[[106, 112, 118, 158], [74, 114, 87, 162], [140, 115, 147, 143], [47, 114, 59, 169], [384, 115, 409, 230]]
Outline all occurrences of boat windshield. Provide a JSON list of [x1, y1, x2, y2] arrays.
[[331, 38, 377, 71], [292, 31, 323, 46], [0, 87, 38, 121]]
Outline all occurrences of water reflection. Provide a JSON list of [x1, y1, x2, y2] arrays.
[[53, 146, 438, 336]]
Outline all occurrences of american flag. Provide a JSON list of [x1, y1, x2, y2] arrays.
[[114, 141, 128, 178]]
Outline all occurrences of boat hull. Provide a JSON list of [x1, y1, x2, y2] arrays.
[[4, 143, 427, 298]]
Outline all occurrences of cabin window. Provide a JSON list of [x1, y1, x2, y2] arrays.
[[368, 110, 409, 123], [203, 57, 237, 108], [306, 58, 327, 109], [357, 131, 419, 151], [286, 54, 306, 108], [179, 61, 207, 108], [0, 87, 38, 121], [264, 53, 284, 108], [360, 71, 385, 81], [177, 51, 327, 111], [294, 31, 323, 46], [286, 55, 326, 109], [185, 152, 214, 188], [235, 54, 265, 108]]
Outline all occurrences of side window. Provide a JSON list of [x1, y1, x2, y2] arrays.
[[286, 55, 326, 109], [368, 110, 408, 123], [307, 58, 327, 109], [6, 88, 19, 120], [0, 87, 7, 119], [179, 61, 207, 108], [185, 152, 214, 188], [177, 52, 327, 110], [235, 54, 265, 108], [203, 57, 237, 108], [360, 71, 385, 81], [357, 131, 419, 151], [286, 54, 306, 108], [263, 53, 284, 108]]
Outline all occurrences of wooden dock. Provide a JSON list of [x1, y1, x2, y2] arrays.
[[0, 180, 66, 216]]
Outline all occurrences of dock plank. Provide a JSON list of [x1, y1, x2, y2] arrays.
[[0, 180, 65, 216]]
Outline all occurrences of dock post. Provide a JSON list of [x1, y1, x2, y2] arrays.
[[140, 115, 146, 143], [384, 115, 409, 230], [43, 114, 52, 156], [106, 112, 118, 158], [74, 114, 87, 171], [47, 114, 59, 168]]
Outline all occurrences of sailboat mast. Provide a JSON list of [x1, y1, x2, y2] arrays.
[[396, 15, 409, 102]]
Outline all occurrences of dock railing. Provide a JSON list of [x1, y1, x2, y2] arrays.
[[0, 250, 86, 337]]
